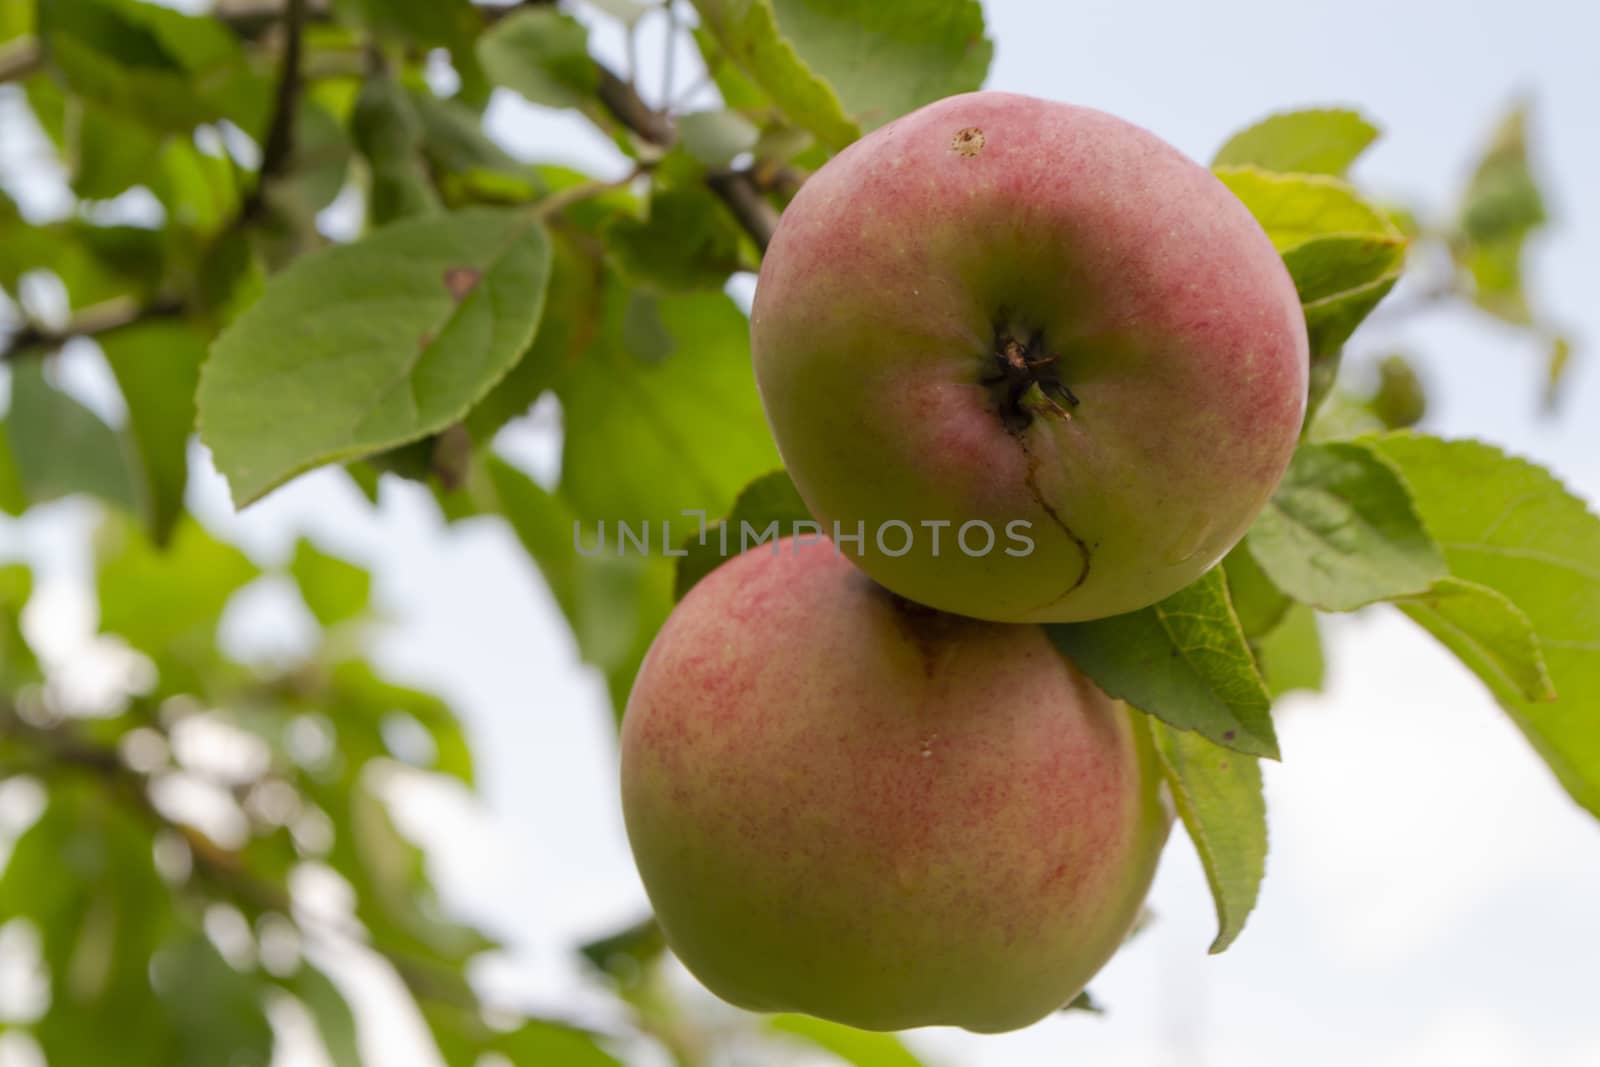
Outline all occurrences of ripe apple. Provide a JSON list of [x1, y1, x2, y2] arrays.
[[751, 91, 1308, 622], [620, 538, 1171, 1032]]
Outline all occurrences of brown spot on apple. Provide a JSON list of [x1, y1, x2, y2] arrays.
[[950, 126, 985, 156], [443, 266, 481, 302]]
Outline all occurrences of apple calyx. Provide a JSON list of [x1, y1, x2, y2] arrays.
[[983, 324, 1080, 432]]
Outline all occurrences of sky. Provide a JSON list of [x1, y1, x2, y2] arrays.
[[3, 1, 1600, 1065]]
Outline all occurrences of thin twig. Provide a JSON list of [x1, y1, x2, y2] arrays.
[[593, 63, 778, 250], [0, 295, 186, 362], [530, 167, 642, 221], [596, 65, 675, 145], [238, 0, 310, 225], [0, 36, 41, 83], [705, 167, 780, 251]]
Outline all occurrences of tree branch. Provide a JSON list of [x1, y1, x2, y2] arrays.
[[238, 0, 309, 225], [705, 168, 782, 253], [0, 36, 41, 84], [1, 295, 186, 362], [593, 66, 779, 251]]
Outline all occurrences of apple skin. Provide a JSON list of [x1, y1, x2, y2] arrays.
[[750, 91, 1308, 622], [620, 538, 1171, 1033]]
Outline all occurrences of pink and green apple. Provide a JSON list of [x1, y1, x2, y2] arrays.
[[751, 91, 1308, 622], [621, 538, 1171, 1032]]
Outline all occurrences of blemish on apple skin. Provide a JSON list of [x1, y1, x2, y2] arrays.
[[1014, 433, 1093, 605], [950, 126, 985, 157], [443, 266, 481, 302]]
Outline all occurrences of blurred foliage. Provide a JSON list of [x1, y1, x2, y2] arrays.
[[0, 0, 1593, 1063]]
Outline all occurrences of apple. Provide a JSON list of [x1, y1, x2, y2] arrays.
[[620, 538, 1171, 1032], [751, 91, 1308, 622]]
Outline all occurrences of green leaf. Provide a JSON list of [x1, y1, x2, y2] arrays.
[[1047, 568, 1279, 759], [1544, 334, 1574, 414], [492, 1020, 623, 1067], [421, 1003, 620, 1067], [770, 1013, 927, 1067], [1212, 108, 1379, 176], [1460, 238, 1531, 324], [0, 562, 40, 688], [0, 222, 166, 311], [476, 8, 599, 109], [2, 782, 177, 1063], [678, 109, 762, 166], [290, 537, 372, 627], [194, 228, 266, 329], [0, 419, 29, 515], [199, 207, 554, 505], [66, 99, 168, 201], [1254, 602, 1325, 697], [1281, 234, 1405, 308], [96, 513, 259, 656], [1219, 169, 1404, 403], [1370, 353, 1428, 429], [1147, 717, 1267, 953], [1459, 102, 1546, 245], [331, 0, 477, 51], [38, 0, 269, 133], [327, 659, 472, 784], [1306, 387, 1386, 443], [1, 0, 34, 39], [276, 98, 354, 218], [761, 0, 992, 133], [1221, 543, 1290, 639], [152, 933, 274, 1067], [691, 0, 860, 149], [100, 318, 207, 547], [482, 455, 675, 718], [620, 291, 675, 363], [287, 965, 363, 1067], [1393, 576, 1554, 704], [1246, 441, 1446, 611], [351, 73, 443, 225], [1302, 272, 1400, 367], [1062, 989, 1105, 1014], [340, 773, 492, 962], [4, 360, 138, 512], [692, 24, 770, 112], [465, 229, 599, 443], [556, 283, 781, 528], [1215, 166, 1400, 250], [1455, 102, 1549, 325], [578, 915, 666, 983], [603, 184, 751, 291], [1367, 433, 1600, 817], [153, 137, 242, 233], [674, 469, 812, 599], [410, 87, 539, 197]]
